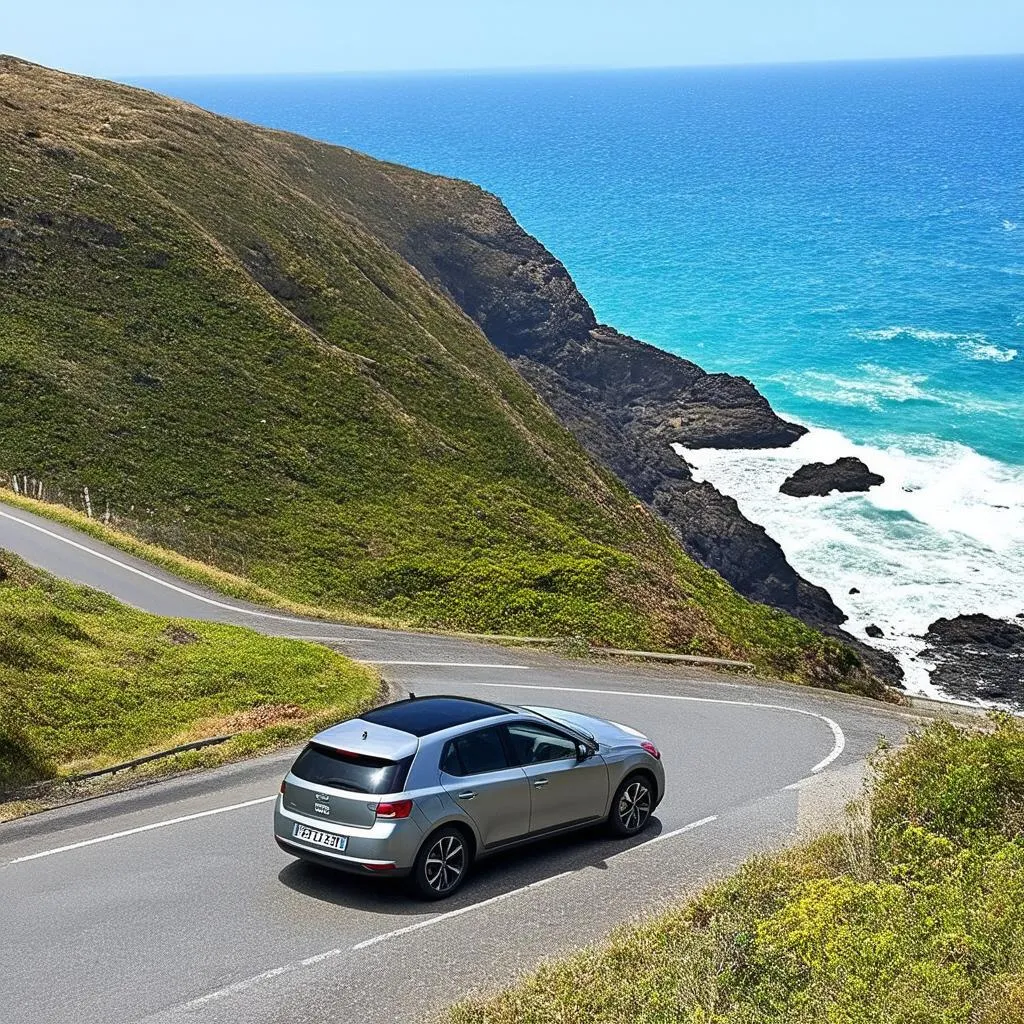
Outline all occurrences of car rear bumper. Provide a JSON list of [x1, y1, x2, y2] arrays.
[[274, 836, 413, 877], [273, 797, 424, 873]]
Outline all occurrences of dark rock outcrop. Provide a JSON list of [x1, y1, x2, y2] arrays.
[[780, 457, 884, 498], [363, 181, 902, 682], [923, 614, 1024, 706], [865, 624, 884, 638]]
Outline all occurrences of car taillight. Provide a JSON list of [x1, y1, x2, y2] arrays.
[[375, 799, 413, 819], [279, 780, 287, 795], [641, 741, 661, 760]]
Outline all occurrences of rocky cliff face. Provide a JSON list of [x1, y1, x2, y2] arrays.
[[355, 176, 901, 680], [924, 614, 1024, 707]]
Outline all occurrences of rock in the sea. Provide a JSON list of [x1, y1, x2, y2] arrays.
[[923, 614, 1024, 707], [849, 587, 860, 594], [780, 457, 885, 498], [865, 624, 884, 638]]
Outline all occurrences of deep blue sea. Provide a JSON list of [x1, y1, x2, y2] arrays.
[[136, 59, 1024, 694]]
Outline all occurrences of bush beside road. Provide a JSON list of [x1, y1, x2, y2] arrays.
[[446, 716, 1024, 1024]]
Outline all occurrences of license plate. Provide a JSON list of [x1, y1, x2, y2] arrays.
[[292, 823, 347, 851]]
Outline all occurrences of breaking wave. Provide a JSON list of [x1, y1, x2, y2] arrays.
[[675, 426, 1024, 699], [771, 364, 931, 411]]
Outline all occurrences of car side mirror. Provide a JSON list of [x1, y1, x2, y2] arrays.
[[576, 743, 593, 762]]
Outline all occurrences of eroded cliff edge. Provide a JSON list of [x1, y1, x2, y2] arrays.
[[344, 166, 900, 681]]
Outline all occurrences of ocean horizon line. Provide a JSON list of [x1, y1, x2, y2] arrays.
[[117, 50, 1024, 85]]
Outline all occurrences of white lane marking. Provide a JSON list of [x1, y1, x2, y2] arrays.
[[810, 717, 846, 773], [0, 508, 313, 624], [181, 813, 719, 1009], [473, 681, 846, 775], [8, 796, 276, 864], [179, 948, 348, 1010], [362, 661, 531, 669], [279, 635, 377, 642], [615, 815, 718, 854], [352, 869, 572, 952]]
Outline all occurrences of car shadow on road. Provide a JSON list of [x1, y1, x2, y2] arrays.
[[277, 816, 665, 917]]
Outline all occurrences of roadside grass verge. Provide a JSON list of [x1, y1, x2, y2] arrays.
[[445, 715, 1024, 1024], [0, 549, 380, 819], [0, 493, 894, 700], [0, 490, 386, 626]]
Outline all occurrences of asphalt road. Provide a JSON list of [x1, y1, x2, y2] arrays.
[[0, 502, 916, 1024]]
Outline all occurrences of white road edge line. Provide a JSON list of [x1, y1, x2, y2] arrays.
[[362, 661, 531, 669], [352, 869, 573, 952], [615, 814, 718, 853], [179, 813, 720, 1011], [279, 635, 377, 642], [351, 814, 719, 953], [471, 681, 846, 775], [0, 508, 313, 624], [8, 796, 276, 864], [179, 949, 348, 1010]]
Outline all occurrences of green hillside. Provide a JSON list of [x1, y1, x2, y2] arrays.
[[0, 550, 379, 797], [0, 56, 884, 694]]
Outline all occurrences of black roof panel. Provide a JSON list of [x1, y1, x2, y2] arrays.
[[361, 696, 508, 737]]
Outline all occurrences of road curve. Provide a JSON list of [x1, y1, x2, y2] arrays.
[[0, 502, 913, 1024]]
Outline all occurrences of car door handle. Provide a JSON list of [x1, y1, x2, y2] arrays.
[[533, 778, 549, 788], [457, 790, 476, 800]]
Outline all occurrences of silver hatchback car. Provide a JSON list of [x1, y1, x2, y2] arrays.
[[274, 694, 666, 898]]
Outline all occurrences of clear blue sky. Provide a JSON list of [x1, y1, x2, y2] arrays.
[[5, 0, 1023, 78]]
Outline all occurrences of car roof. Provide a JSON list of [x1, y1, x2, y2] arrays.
[[359, 695, 511, 738], [310, 718, 419, 760]]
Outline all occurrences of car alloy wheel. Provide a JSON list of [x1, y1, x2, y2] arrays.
[[614, 776, 652, 835], [413, 827, 469, 899]]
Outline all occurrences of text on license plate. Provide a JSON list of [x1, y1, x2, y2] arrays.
[[293, 823, 347, 851]]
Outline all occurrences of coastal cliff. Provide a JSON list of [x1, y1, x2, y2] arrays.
[[339, 170, 900, 679], [0, 55, 894, 691]]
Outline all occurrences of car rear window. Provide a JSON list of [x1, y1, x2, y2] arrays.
[[441, 726, 509, 777], [291, 744, 413, 794]]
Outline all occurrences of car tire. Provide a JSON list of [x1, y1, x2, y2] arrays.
[[608, 772, 655, 837], [410, 825, 471, 900]]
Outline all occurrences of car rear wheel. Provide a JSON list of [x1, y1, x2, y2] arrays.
[[608, 772, 654, 837], [411, 826, 470, 900]]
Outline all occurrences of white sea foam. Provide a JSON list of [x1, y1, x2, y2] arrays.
[[772, 364, 930, 411], [853, 326, 1016, 362], [853, 326, 974, 343], [675, 428, 1024, 699], [1004, 220, 1020, 231], [957, 340, 1018, 362]]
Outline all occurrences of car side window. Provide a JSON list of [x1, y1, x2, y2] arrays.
[[441, 726, 509, 777], [505, 722, 579, 766]]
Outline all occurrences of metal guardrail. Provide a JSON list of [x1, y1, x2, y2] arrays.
[[3, 734, 235, 800], [590, 647, 755, 670]]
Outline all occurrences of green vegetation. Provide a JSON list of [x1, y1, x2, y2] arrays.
[[0, 550, 380, 801], [0, 56, 884, 694], [446, 716, 1024, 1024]]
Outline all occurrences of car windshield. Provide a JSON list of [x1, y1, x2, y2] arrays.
[[290, 744, 412, 794], [515, 706, 597, 745]]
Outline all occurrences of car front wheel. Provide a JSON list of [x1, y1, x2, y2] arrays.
[[411, 826, 470, 900], [608, 772, 654, 837]]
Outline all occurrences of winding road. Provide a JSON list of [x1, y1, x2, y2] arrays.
[[0, 502, 917, 1024]]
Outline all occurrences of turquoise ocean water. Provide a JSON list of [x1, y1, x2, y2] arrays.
[[138, 59, 1024, 694]]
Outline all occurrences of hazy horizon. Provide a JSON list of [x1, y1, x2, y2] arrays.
[[6, 0, 1024, 79]]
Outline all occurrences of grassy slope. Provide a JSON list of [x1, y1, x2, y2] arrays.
[[0, 57, 881, 693], [0, 549, 379, 796], [446, 716, 1024, 1024]]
